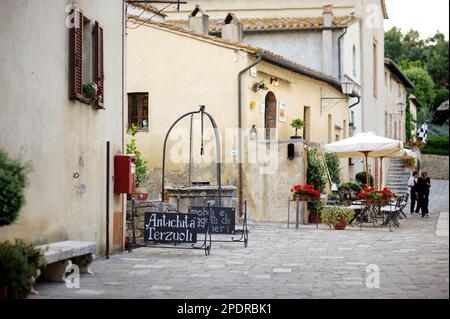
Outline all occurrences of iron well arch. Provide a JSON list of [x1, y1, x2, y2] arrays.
[[161, 105, 222, 206]]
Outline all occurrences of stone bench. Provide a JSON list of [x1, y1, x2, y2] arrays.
[[37, 240, 97, 282]]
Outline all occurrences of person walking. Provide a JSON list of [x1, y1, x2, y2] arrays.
[[417, 171, 431, 218], [407, 171, 419, 214]]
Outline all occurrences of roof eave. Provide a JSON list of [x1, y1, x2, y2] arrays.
[[385, 59, 415, 90], [257, 52, 342, 91]]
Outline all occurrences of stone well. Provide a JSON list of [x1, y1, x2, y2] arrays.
[[165, 185, 237, 213]]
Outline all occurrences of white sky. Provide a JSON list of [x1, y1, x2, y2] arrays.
[[384, 0, 449, 39]]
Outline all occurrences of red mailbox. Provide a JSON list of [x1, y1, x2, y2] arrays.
[[114, 155, 136, 195]]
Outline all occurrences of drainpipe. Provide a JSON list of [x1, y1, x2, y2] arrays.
[[120, 0, 126, 252], [349, 95, 361, 109], [237, 53, 262, 216], [337, 27, 348, 81]]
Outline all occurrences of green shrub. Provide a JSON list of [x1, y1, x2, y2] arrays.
[[307, 148, 327, 193], [0, 149, 31, 226], [0, 241, 34, 299], [126, 125, 149, 189], [14, 239, 46, 271], [339, 182, 362, 192], [321, 206, 355, 226], [355, 171, 374, 187], [325, 153, 341, 184], [421, 134, 449, 155]]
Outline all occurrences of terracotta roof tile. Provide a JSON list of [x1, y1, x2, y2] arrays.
[[168, 16, 358, 33]]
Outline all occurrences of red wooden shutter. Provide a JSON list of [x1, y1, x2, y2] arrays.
[[69, 7, 83, 100], [94, 21, 104, 109]]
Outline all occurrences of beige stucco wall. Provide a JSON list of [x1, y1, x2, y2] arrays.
[[127, 23, 349, 220], [0, 0, 125, 253], [384, 66, 407, 141]]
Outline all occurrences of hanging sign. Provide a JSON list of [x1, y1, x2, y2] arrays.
[[144, 212, 197, 243], [278, 102, 287, 122], [188, 207, 236, 234]]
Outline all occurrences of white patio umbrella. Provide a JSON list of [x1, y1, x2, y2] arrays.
[[324, 132, 403, 186]]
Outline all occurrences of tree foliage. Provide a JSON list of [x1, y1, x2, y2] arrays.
[[0, 149, 31, 226], [385, 28, 449, 127]]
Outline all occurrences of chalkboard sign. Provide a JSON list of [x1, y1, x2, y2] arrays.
[[144, 213, 197, 243], [188, 207, 235, 234]]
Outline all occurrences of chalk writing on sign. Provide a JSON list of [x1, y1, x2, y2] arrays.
[[144, 213, 197, 243], [188, 207, 235, 234]]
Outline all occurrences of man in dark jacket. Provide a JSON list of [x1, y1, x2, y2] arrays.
[[417, 172, 431, 217]]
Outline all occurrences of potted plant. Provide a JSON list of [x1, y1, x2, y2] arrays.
[[83, 82, 98, 102], [402, 156, 416, 169], [308, 200, 324, 224], [321, 206, 355, 230], [126, 125, 149, 200], [290, 119, 304, 139], [290, 184, 321, 201], [251, 80, 268, 93], [357, 187, 396, 204]]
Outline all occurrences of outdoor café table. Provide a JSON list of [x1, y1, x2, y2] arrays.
[[351, 201, 388, 229]]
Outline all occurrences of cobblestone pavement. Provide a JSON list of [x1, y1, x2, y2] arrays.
[[33, 181, 448, 299]]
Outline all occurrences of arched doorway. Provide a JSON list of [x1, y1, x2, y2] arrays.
[[265, 91, 277, 140]]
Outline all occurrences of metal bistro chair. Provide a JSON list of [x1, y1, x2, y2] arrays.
[[397, 192, 409, 219], [382, 195, 407, 229]]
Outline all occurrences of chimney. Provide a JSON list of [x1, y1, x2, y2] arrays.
[[188, 5, 209, 35], [221, 13, 243, 42], [322, 4, 333, 75]]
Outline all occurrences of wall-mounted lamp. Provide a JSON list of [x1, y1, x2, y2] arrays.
[[341, 81, 357, 96], [397, 102, 406, 115], [270, 77, 280, 87]]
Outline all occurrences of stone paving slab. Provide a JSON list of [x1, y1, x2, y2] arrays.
[[32, 211, 448, 299], [436, 212, 449, 237]]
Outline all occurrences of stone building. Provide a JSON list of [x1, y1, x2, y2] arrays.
[[160, 0, 389, 182], [126, 10, 350, 221], [384, 58, 415, 142], [0, 0, 127, 253]]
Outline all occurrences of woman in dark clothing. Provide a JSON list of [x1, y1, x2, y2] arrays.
[[417, 172, 431, 217]]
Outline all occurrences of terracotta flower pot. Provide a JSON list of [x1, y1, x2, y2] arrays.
[[309, 212, 322, 224], [333, 219, 348, 230]]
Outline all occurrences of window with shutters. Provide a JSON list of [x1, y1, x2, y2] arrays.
[[69, 6, 104, 109], [128, 93, 149, 131]]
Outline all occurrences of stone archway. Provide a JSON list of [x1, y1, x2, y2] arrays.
[[265, 91, 277, 140]]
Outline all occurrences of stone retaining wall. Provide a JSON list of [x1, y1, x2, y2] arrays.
[[420, 155, 449, 180]]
